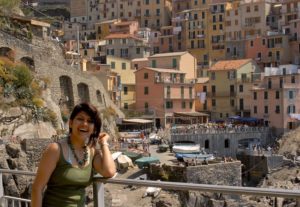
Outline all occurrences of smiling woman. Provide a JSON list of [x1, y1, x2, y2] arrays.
[[31, 102, 116, 207]]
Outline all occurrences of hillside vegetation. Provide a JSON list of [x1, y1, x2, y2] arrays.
[[0, 57, 57, 128]]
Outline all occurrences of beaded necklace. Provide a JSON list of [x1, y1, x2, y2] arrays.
[[67, 136, 88, 167]]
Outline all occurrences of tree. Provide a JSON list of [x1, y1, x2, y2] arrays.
[[0, 0, 20, 13]]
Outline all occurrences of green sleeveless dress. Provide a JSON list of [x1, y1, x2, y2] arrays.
[[42, 143, 93, 207]]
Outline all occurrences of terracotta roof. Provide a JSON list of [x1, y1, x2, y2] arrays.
[[149, 51, 188, 58], [136, 67, 186, 74], [105, 33, 143, 41], [210, 59, 252, 71]]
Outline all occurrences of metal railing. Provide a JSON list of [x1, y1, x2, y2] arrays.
[[1, 169, 300, 207]]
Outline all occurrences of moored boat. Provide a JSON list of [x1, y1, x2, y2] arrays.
[[123, 151, 143, 162], [158, 144, 168, 152], [172, 144, 200, 154], [135, 156, 160, 169]]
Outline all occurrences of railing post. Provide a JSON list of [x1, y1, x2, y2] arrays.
[[0, 171, 6, 207], [93, 181, 105, 207]]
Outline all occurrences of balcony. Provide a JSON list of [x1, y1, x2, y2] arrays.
[[155, 77, 195, 84], [2, 169, 299, 207]]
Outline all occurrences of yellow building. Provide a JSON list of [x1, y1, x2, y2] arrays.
[[140, 0, 172, 30], [106, 56, 136, 110], [95, 19, 117, 40], [206, 59, 260, 120], [172, 0, 227, 76]]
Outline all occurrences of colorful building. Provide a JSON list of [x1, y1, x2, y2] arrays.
[[135, 67, 198, 128], [148, 51, 197, 80], [251, 64, 300, 135], [206, 59, 260, 120]]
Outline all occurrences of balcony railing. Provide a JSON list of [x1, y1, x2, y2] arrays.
[[1, 169, 300, 207]]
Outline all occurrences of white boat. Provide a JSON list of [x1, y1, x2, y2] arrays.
[[182, 154, 215, 163], [142, 186, 161, 198], [117, 154, 133, 169], [172, 144, 200, 154], [112, 151, 122, 160]]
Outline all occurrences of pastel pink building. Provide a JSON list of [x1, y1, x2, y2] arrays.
[[245, 34, 291, 69], [135, 67, 198, 128], [250, 64, 300, 135]]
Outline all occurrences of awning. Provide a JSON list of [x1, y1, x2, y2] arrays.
[[173, 112, 209, 117], [122, 119, 153, 124]]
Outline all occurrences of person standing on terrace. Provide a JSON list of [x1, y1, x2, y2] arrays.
[[31, 102, 116, 207]]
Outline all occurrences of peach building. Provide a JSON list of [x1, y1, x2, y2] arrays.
[[206, 59, 260, 120], [245, 34, 291, 68], [251, 64, 300, 135], [148, 51, 197, 80], [135, 67, 202, 128]]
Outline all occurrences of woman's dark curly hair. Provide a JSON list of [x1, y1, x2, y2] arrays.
[[69, 102, 101, 146]]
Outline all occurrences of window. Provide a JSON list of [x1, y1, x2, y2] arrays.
[[181, 101, 186, 109], [156, 0, 160, 4], [144, 73, 148, 79], [224, 139, 230, 148], [145, 0, 149, 5], [254, 5, 259, 11], [275, 105, 280, 113], [289, 90, 294, 99], [291, 76, 295, 83], [211, 72, 216, 80], [124, 103, 128, 109], [136, 48, 140, 54], [246, 6, 250, 12], [264, 91, 268, 99], [152, 60, 156, 68], [287, 105, 296, 113], [172, 58, 177, 68], [189, 101, 193, 109], [268, 78, 272, 89], [205, 140, 209, 149], [144, 87, 149, 95], [111, 61, 115, 69], [250, 41, 254, 47], [212, 99, 216, 107], [230, 99, 235, 107], [166, 101, 173, 109], [280, 77, 283, 88], [239, 85, 243, 92], [181, 86, 184, 97], [254, 106, 257, 114], [276, 91, 280, 99], [144, 102, 149, 110], [212, 85, 216, 94], [124, 86, 128, 95], [134, 64, 138, 70], [264, 106, 268, 114], [253, 92, 257, 100], [122, 63, 126, 70]]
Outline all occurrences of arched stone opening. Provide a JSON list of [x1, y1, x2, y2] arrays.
[[96, 90, 103, 103], [77, 83, 90, 103], [0, 47, 15, 61], [59, 75, 74, 111], [20, 56, 35, 72]]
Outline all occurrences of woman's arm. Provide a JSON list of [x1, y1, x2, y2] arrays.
[[31, 143, 60, 207], [93, 133, 116, 178]]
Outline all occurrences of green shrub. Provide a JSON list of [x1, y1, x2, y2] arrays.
[[12, 64, 32, 88]]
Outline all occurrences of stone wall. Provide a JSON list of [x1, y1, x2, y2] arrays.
[[237, 154, 283, 185], [0, 31, 124, 118], [172, 129, 270, 158]]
